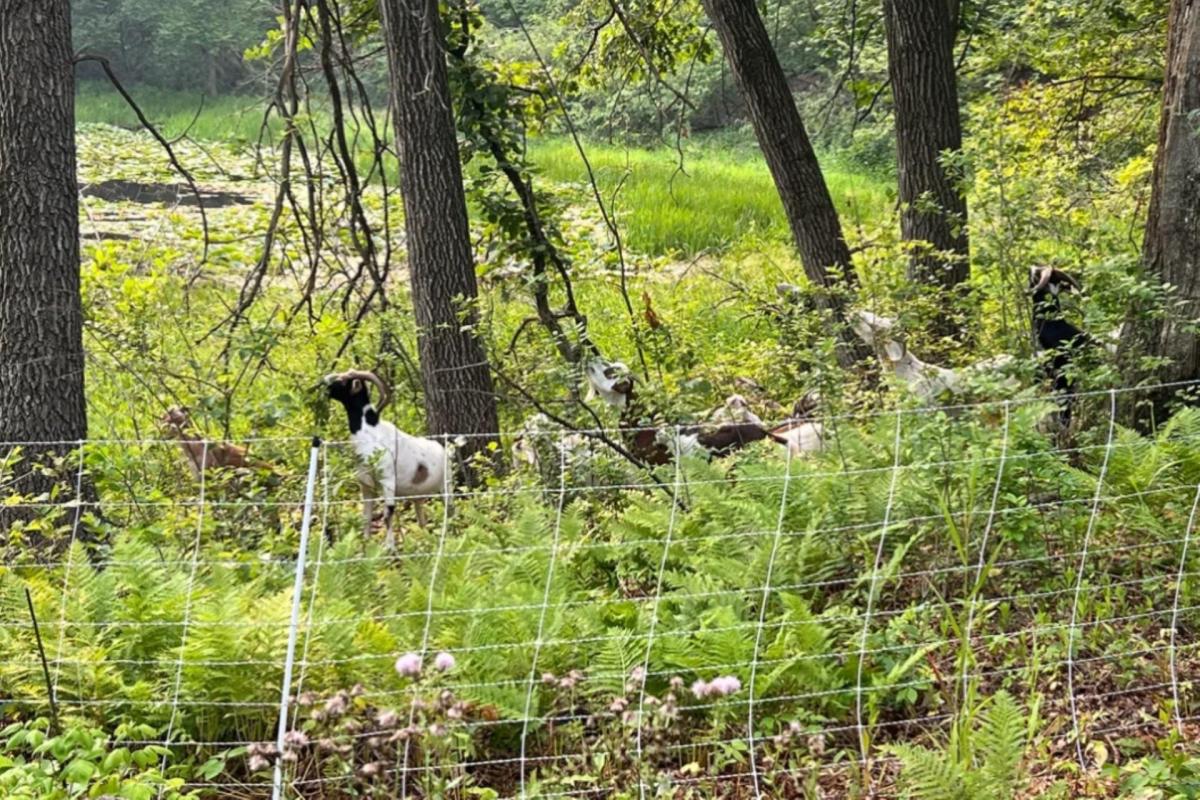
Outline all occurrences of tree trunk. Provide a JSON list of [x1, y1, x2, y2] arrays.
[[0, 0, 88, 521], [883, 0, 969, 335], [378, 0, 501, 474], [1124, 0, 1200, 426], [701, 0, 869, 368]]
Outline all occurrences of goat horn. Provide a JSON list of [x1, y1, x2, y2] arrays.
[[1031, 266, 1053, 293], [340, 370, 391, 414]]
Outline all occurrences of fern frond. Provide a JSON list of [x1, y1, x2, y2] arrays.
[[887, 743, 970, 800], [976, 691, 1026, 800]]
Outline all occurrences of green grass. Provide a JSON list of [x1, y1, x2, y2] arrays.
[[528, 138, 892, 256], [75, 82, 893, 258], [76, 80, 274, 143]]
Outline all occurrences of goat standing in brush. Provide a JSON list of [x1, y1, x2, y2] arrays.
[[159, 406, 266, 479], [1029, 266, 1117, 427], [323, 370, 446, 548]]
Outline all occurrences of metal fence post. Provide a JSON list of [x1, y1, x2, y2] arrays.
[[272, 437, 322, 800]]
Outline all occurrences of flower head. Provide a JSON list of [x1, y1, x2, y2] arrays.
[[692, 675, 741, 698], [283, 730, 309, 748], [323, 692, 348, 718], [395, 652, 423, 678], [710, 676, 741, 696], [434, 651, 456, 672]]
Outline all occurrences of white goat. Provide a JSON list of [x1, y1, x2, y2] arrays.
[[851, 310, 1019, 403], [323, 370, 446, 548], [511, 413, 592, 472]]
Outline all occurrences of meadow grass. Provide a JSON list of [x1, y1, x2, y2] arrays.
[[76, 80, 275, 143], [528, 138, 893, 256], [76, 82, 893, 257]]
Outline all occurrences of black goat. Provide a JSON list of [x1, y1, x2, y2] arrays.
[[1030, 266, 1095, 426]]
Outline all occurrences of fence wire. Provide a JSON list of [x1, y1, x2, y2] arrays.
[[1, 383, 1198, 797]]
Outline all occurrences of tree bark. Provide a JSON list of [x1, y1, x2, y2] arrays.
[[1124, 0, 1200, 426], [378, 0, 501, 474], [883, 0, 969, 331], [701, 0, 869, 368], [0, 0, 88, 519]]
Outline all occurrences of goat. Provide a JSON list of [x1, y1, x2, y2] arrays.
[[769, 393, 827, 457], [584, 360, 788, 464], [511, 413, 592, 474], [159, 406, 264, 479], [1029, 266, 1102, 427], [323, 370, 446, 548], [850, 311, 964, 402], [851, 310, 1020, 404]]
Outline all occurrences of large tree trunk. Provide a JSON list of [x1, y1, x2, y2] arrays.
[[883, 0, 969, 336], [1124, 0, 1200, 426], [701, 0, 869, 368], [0, 0, 88, 521], [378, 0, 501, 474]]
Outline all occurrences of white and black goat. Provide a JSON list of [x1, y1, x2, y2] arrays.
[[1029, 266, 1112, 426], [851, 310, 1018, 403], [583, 360, 788, 464], [768, 393, 827, 457], [323, 370, 446, 548]]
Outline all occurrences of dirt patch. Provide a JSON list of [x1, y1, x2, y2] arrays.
[[80, 179, 253, 208], [86, 231, 135, 242]]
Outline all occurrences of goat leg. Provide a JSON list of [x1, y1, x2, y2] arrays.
[[383, 504, 397, 549], [357, 468, 377, 536], [413, 498, 428, 528]]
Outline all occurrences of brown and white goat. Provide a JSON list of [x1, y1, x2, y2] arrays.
[[159, 406, 264, 479]]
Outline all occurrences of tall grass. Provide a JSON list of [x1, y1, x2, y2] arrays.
[[76, 80, 274, 143], [76, 82, 893, 257], [528, 138, 892, 256]]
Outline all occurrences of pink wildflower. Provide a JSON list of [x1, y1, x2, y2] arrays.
[[394, 652, 423, 678], [283, 730, 309, 748], [710, 676, 741, 696], [434, 651, 456, 672]]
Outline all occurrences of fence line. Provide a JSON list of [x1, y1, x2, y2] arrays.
[[3, 383, 1199, 797]]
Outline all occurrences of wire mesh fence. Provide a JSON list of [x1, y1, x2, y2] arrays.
[[1, 383, 1199, 797]]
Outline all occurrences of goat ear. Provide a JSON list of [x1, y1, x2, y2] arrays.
[[351, 379, 363, 394], [883, 340, 905, 361]]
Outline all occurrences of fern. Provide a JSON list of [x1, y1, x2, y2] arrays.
[[975, 692, 1027, 799], [890, 743, 972, 800], [889, 691, 1027, 800]]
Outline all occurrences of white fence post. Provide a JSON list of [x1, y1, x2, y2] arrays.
[[272, 437, 323, 800]]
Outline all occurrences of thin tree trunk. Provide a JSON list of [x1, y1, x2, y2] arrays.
[[0, 0, 88, 522], [883, 0, 969, 335], [1123, 0, 1200, 426], [378, 0, 501, 474], [701, 0, 869, 368]]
